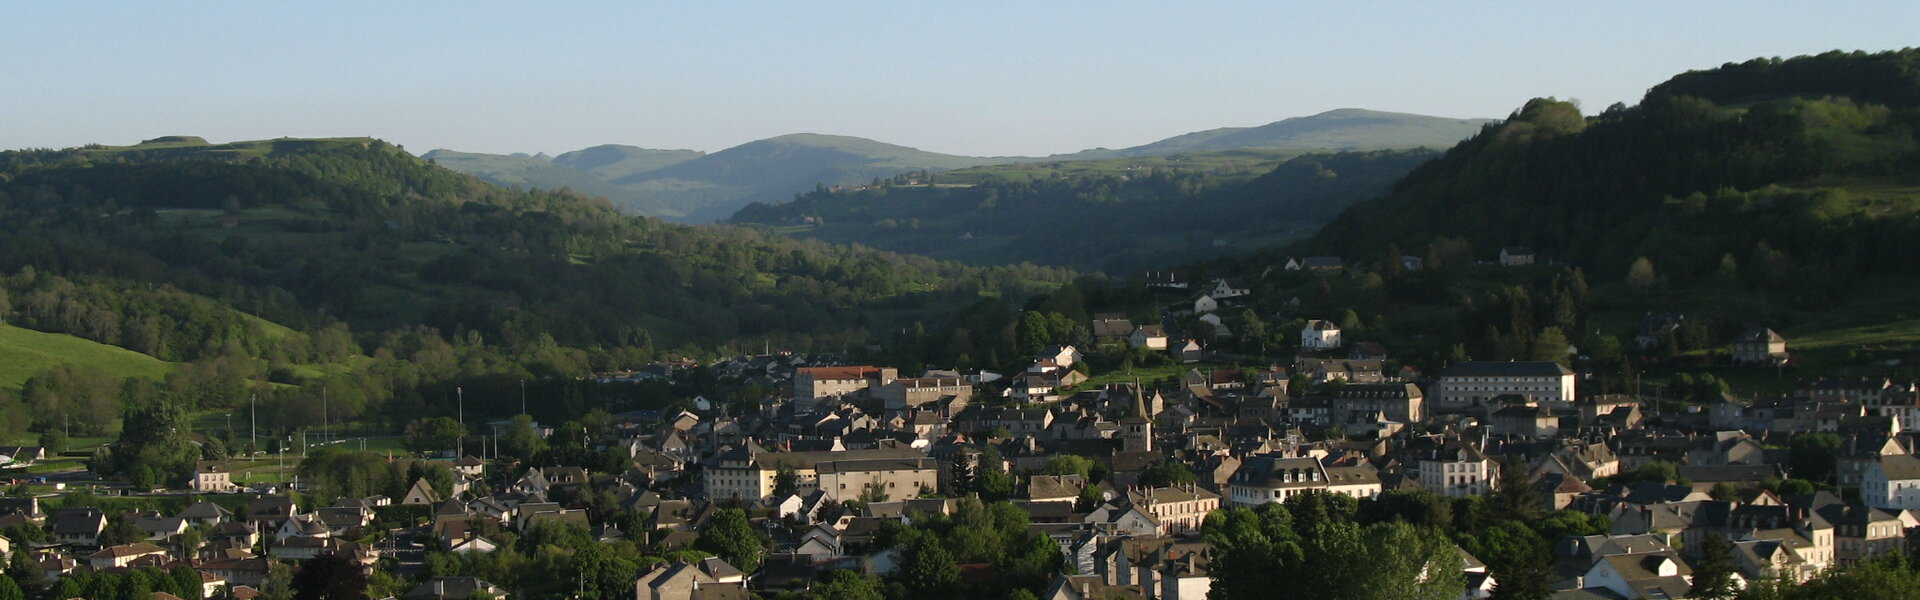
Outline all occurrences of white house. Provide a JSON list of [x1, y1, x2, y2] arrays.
[[1418, 444, 1499, 498], [1129, 325, 1169, 351], [1208, 279, 1249, 299], [1864, 455, 1920, 510], [1192, 295, 1219, 314], [1300, 320, 1342, 350], [1198, 313, 1229, 338], [192, 461, 236, 493], [1498, 247, 1536, 267], [1037, 345, 1084, 369]]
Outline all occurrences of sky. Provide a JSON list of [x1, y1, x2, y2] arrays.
[[4, 2, 1917, 157]]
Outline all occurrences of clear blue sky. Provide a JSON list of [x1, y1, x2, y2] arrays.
[[4, 2, 1915, 157]]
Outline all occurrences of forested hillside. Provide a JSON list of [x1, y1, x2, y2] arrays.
[[1309, 49, 1920, 278], [732, 149, 1437, 274], [1159, 49, 1920, 380], [0, 137, 1070, 444]]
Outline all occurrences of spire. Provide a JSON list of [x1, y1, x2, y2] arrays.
[[1131, 378, 1148, 420]]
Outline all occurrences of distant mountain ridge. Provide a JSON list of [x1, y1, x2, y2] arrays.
[[426, 108, 1496, 221], [1103, 108, 1498, 157], [551, 144, 705, 180]]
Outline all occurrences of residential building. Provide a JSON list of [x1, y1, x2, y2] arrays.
[[1299, 320, 1341, 350], [1125, 486, 1219, 535], [1227, 457, 1354, 505], [1731, 327, 1790, 365], [1416, 444, 1499, 498], [1864, 455, 1920, 510], [1434, 361, 1575, 412], [1129, 325, 1169, 351], [191, 462, 236, 493]]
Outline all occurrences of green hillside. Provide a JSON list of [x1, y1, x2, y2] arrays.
[[0, 136, 1070, 356], [0, 134, 1076, 443], [0, 324, 173, 390], [72, 136, 383, 162], [733, 149, 1436, 273], [1165, 48, 1920, 382]]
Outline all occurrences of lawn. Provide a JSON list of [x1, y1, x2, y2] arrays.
[[1067, 363, 1193, 394], [0, 324, 174, 391]]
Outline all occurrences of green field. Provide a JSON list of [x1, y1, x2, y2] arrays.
[[0, 324, 174, 391], [1068, 364, 1193, 394]]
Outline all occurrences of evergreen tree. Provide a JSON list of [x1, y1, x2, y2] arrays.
[[1488, 457, 1542, 523], [977, 446, 1013, 502], [1689, 534, 1739, 600]]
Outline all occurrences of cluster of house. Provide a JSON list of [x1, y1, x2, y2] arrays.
[[580, 326, 1920, 600], [0, 492, 505, 600], [0, 308, 1854, 600]]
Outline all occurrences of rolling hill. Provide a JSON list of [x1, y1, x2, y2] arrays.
[[732, 149, 1439, 274], [428, 108, 1496, 222], [0, 135, 1071, 357], [0, 324, 173, 391], [611, 133, 1016, 222], [1095, 108, 1497, 157], [550, 144, 705, 180]]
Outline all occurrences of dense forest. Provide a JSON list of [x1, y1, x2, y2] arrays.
[[0, 138, 1070, 353], [731, 149, 1437, 274]]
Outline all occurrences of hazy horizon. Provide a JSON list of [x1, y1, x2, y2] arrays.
[[5, 2, 1916, 157]]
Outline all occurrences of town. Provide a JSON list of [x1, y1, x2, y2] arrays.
[[0, 266, 1900, 600]]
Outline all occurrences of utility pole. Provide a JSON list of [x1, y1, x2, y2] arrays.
[[457, 386, 465, 457], [321, 385, 329, 447], [520, 380, 526, 416], [250, 394, 257, 453]]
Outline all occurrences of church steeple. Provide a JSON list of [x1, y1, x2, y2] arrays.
[[1120, 379, 1152, 453]]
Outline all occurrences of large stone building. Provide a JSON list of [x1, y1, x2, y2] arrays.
[[793, 366, 897, 410], [703, 445, 933, 503], [1434, 361, 1575, 412], [1323, 383, 1425, 424], [873, 376, 972, 410], [815, 456, 942, 502]]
